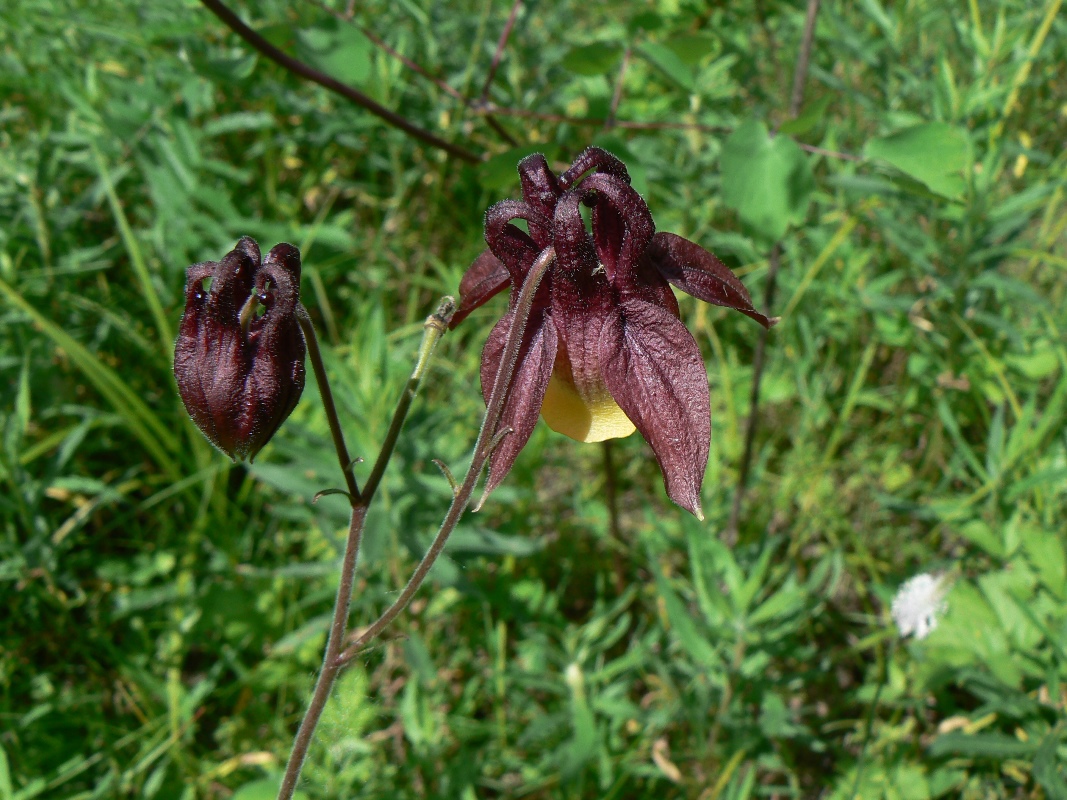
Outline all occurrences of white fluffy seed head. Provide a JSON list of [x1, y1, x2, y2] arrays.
[[891, 573, 949, 640]]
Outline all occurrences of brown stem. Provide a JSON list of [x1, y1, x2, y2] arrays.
[[277, 503, 366, 800], [479, 0, 523, 103], [309, 0, 519, 146], [198, 0, 481, 163], [297, 307, 361, 502], [788, 0, 821, 120], [605, 48, 632, 130], [726, 0, 820, 545], [798, 143, 861, 162], [475, 104, 730, 133], [334, 246, 556, 669], [278, 299, 455, 800]]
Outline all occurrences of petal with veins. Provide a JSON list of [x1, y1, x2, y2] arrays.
[[645, 232, 777, 329], [479, 310, 558, 499], [599, 299, 710, 518]]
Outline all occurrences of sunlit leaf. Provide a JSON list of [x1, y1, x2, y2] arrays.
[[865, 122, 972, 198], [720, 119, 814, 241]]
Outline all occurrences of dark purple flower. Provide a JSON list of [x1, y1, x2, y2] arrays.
[[174, 236, 306, 461], [455, 149, 776, 518]]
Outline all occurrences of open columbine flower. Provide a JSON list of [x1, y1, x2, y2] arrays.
[[454, 148, 776, 517], [174, 236, 306, 461]]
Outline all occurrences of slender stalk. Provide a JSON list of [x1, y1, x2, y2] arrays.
[[479, 0, 523, 103], [798, 143, 862, 162], [298, 307, 361, 502], [850, 641, 891, 798], [605, 47, 632, 130], [277, 503, 366, 800], [602, 440, 626, 591], [198, 0, 480, 164], [726, 0, 820, 545], [363, 299, 456, 504], [787, 0, 821, 122], [475, 104, 731, 133], [278, 298, 456, 800], [335, 246, 556, 668]]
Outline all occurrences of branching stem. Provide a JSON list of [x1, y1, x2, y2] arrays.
[[279, 298, 456, 800], [334, 246, 556, 668], [198, 0, 480, 163]]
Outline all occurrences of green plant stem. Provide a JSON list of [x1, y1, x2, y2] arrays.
[[297, 306, 361, 503], [850, 640, 891, 798], [279, 298, 456, 800], [363, 300, 456, 504], [334, 245, 556, 669]]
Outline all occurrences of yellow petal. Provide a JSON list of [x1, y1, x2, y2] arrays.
[[540, 371, 635, 442]]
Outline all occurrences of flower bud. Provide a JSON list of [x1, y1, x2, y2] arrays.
[[173, 237, 306, 461]]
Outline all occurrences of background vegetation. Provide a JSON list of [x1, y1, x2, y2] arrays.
[[2, 0, 1066, 797]]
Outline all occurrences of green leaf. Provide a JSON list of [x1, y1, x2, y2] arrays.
[[561, 42, 623, 76], [477, 146, 544, 192], [778, 94, 833, 136], [637, 42, 694, 91], [1021, 527, 1067, 598], [655, 573, 722, 669], [665, 34, 715, 66], [232, 778, 308, 800], [720, 119, 814, 241], [928, 731, 1038, 758], [202, 111, 276, 137], [0, 277, 180, 479], [0, 745, 12, 800], [864, 123, 972, 199], [1033, 729, 1067, 798], [955, 519, 1004, 559], [296, 23, 372, 85], [560, 663, 598, 776]]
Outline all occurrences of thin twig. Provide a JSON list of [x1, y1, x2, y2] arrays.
[[788, 0, 820, 119], [605, 47, 632, 130], [479, 0, 523, 103], [798, 142, 861, 161], [279, 299, 456, 800], [477, 104, 730, 133], [753, 0, 784, 90], [310, 0, 518, 145], [198, 0, 481, 163], [334, 246, 556, 669], [310, 0, 468, 102], [726, 0, 821, 545]]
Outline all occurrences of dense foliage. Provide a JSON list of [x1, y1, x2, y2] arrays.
[[2, 0, 1065, 798]]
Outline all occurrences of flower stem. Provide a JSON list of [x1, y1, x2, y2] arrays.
[[334, 246, 556, 669], [297, 306, 361, 503], [278, 298, 456, 800], [363, 298, 456, 504]]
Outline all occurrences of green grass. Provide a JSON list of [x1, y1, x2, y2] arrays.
[[2, 0, 1066, 798]]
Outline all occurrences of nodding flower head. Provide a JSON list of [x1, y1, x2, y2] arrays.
[[174, 237, 306, 461], [453, 148, 776, 518]]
